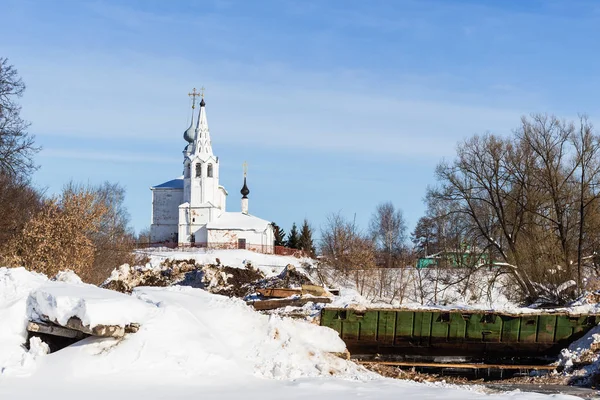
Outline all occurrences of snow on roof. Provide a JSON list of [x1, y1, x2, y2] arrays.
[[151, 176, 184, 189], [206, 212, 271, 231]]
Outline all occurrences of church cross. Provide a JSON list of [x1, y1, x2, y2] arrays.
[[201, 86, 205, 99], [243, 161, 248, 178], [188, 87, 200, 109]]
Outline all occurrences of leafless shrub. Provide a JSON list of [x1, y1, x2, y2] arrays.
[[5, 184, 108, 279]]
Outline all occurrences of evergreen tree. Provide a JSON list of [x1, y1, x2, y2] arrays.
[[286, 222, 300, 249], [271, 222, 286, 247], [298, 218, 316, 256]]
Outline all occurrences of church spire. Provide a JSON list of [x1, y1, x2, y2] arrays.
[[241, 161, 249, 214], [193, 87, 213, 155]]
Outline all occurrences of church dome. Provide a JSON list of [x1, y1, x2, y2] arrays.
[[241, 177, 250, 198], [183, 121, 194, 143]]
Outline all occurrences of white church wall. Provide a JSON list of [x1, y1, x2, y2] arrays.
[[263, 225, 275, 253], [150, 188, 183, 242], [177, 223, 208, 245], [151, 224, 178, 243], [203, 175, 217, 205], [190, 177, 200, 205], [152, 189, 183, 224], [218, 187, 227, 210], [207, 229, 274, 253], [177, 205, 217, 244]]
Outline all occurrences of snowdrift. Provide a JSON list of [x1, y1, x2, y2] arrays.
[[0, 266, 367, 382]]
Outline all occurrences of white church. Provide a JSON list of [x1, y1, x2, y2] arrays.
[[149, 89, 275, 253]]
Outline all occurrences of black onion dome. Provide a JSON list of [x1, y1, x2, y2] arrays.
[[241, 177, 250, 198], [200, 97, 206, 107]]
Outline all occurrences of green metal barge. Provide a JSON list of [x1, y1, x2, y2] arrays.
[[320, 308, 600, 363]]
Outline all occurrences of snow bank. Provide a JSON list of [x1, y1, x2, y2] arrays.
[[1, 265, 368, 382], [555, 324, 600, 384], [43, 286, 365, 381], [3, 285, 367, 382], [0, 267, 47, 376]]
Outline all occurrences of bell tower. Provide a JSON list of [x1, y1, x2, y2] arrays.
[[178, 88, 228, 245], [182, 87, 221, 208]]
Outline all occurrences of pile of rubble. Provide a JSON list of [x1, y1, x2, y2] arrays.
[[102, 259, 335, 313], [102, 259, 200, 293]]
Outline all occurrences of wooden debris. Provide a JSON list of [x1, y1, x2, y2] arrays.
[[256, 288, 302, 298], [27, 321, 87, 339], [301, 284, 331, 297], [248, 296, 332, 311], [63, 317, 126, 338], [256, 285, 333, 299], [30, 316, 140, 339]]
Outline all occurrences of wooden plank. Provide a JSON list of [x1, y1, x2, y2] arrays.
[[27, 321, 87, 339], [301, 285, 330, 297], [256, 288, 302, 298], [248, 296, 331, 311], [358, 361, 557, 370]]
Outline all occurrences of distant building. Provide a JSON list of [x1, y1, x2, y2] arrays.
[[150, 90, 274, 253], [416, 247, 489, 269]]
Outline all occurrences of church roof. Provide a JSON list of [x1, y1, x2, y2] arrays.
[[206, 212, 271, 232], [151, 177, 184, 189]]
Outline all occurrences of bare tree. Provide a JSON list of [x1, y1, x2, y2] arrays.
[[0, 57, 39, 176], [0, 172, 42, 260], [137, 227, 152, 247], [428, 114, 600, 304], [369, 202, 407, 268], [89, 182, 136, 284], [319, 212, 377, 295], [571, 116, 600, 293]]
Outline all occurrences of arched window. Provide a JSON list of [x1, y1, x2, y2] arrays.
[[207, 164, 213, 177], [185, 163, 191, 178], [195, 163, 202, 178]]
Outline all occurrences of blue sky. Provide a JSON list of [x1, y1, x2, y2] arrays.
[[2, 0, 600, 241]]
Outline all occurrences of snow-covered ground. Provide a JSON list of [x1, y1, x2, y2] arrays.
[[0, 251, 593, 399], [135, 248, 600, 315]]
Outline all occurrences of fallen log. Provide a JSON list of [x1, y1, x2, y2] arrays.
[[27, 321, 87, 339], [248, 296, 332, 311]]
